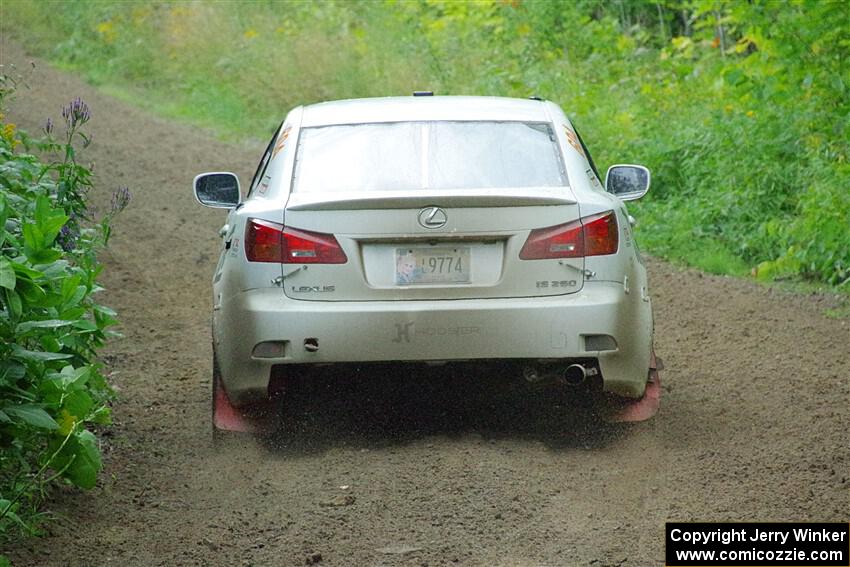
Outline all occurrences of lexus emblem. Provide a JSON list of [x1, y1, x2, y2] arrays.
[[418, 206, 448, 229]]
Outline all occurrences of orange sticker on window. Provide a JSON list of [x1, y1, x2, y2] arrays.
[[272, 126, 292, 158], [563, 124, 585, 158]]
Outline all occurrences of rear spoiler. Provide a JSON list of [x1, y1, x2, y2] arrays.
[[285, 188, 577, 210]]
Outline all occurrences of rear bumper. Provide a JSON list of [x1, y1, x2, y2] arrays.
[[214, 281, 653, 405]]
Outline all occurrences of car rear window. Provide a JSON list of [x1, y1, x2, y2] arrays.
[[291, 121, 567, 192]]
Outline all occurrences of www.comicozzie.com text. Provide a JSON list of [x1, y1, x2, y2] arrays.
[[670, 527, 848, 546]]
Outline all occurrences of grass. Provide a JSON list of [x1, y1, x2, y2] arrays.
[[3, 0, 848, 291]]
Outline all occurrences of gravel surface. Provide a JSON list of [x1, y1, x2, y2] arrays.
[[2, 38, 848, 567]]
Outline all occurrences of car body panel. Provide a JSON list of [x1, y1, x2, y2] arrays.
[[299, 96, 552, 127], [215, 281, 651, 406]]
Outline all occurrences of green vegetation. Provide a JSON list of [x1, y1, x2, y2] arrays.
[[0, 72, 127, 542], [4, 0, 849, 287]]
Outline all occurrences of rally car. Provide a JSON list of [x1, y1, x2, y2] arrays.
[[193, 95, 661, 433]]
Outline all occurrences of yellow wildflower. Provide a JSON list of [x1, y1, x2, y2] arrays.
[[2, 123, 19, 149], [170, 6, 191, 18], [96, 20, 117, 44], [57, 410, 78, 436], [244, 29, 258, 40], [131, 6, 152, 24]]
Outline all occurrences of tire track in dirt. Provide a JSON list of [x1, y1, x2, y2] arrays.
[[2, 38, 848, 567]]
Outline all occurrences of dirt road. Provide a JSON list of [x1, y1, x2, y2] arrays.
[[2, 39, 848, 567]]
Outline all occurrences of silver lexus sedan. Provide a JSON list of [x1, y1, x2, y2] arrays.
[[194, 95, 661, 433]]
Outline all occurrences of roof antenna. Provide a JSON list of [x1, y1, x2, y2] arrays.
[[413, 91, 434, 96], [529, 95, 544, 101]]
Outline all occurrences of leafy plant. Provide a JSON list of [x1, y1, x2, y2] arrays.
[[0, 70, 128, 539]]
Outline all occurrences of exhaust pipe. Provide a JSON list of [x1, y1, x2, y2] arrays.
[[563, 364, 587, 386]]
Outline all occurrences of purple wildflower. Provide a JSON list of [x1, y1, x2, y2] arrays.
[[56, 221, 79, 252], [43, 117, 54, 135], [61, 97, 91, 129], [110, 186, 131, 213]]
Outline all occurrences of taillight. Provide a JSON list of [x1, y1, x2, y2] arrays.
[[519, 219, 584, 260], [245, 219, 347, 264], [519, 211, 618, 260], [245, 219, 284, 262], [282, 226, 348, 264], [582, 211, 619, 256]]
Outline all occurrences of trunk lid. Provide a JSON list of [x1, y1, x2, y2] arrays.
[[280, 190, 584, 301]]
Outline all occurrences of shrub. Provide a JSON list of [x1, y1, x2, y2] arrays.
[[0, 70, 128, 539]]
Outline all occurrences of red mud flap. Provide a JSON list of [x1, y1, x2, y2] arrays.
[[213, 376, 277, 435], [603, 352, 663, 423]]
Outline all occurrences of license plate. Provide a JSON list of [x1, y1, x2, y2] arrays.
[[395, 247, 471, 285]]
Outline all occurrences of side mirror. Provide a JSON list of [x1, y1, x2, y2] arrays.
[[193, 172, 241, 208], [605, 164, 651, 201]]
